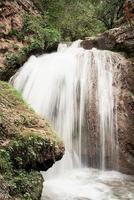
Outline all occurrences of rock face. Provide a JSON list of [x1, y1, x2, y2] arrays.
[[81, 25, 134, 174], [117, 60, 134, 174], [0, 81, 64, 199], [81, 25, 134, 57], [0, 0, 40, 81], [0, 0, 58, 81]]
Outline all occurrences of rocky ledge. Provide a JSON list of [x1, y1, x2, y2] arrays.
[[81, 25, 134, 57], [81, 25, 134, 175], [0, 81, 64, 199]]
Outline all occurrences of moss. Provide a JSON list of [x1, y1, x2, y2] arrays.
[[0, 81, 62, 142], [8, 28, 25, 41], [0, 147, 43, 200], [0, 81, 26, 104], [0, 81, 64, 199], [6, 170, 43, 200], [0, 111, 4, 124], [0, 81, 62, 143], [8, 134, 56, 170], [0, 111, 4, 117], [0, 81, 34, 113], [0, 174, 11, 200], [0, 149, 12, 173]]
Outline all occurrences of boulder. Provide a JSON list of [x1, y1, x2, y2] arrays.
[[0, 81, 64, 199]]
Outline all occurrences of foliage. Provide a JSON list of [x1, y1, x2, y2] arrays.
[[30, 0, 126, 40], [91, 0, 125, 29], [6, 0, 126, 71], [7, 170, 43, 199], [38, 0, 106, 40], [32, 0, 46, 12], [8, 28, 24, 41], [6, 0, 127, 52], [6, 51, 25, 69], [8, 14, 60, 48], [8, 134, 55, 169], [0, 135, 49, 199], [22, 14, 60, 49], [0, 149, 12, 173], [0, 140, 43, 199], [0, 81, 26, 106], [6, 14, 61, 69]]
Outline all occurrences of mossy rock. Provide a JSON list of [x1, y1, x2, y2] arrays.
[[0, 147, 44, 200], [0, 81, 64, 162], [0, 174, 11, 200], [6, 170, 43, 200], [8, 134, 61, 171], [0, 81, 64, 199]]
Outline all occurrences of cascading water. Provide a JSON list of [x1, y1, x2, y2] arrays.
[[10, 41, 134, 200]]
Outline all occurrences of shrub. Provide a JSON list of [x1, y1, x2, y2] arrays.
[[0, 149, 12, 173]]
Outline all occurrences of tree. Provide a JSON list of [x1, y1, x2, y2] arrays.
[[93, 0, 125, 29], [31, 0, 125, 41], [38, 0, 105, 40]]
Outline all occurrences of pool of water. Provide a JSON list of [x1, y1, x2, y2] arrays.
[[41, 168, 134, 200]]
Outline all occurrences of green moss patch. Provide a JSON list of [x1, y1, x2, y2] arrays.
[[0, 81, 64, 199]]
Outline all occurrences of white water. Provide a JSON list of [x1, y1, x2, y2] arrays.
[[41, 168, 134, 200], [11, 41, 134, 200]]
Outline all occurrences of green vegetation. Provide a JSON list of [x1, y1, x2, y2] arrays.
[[0, 147, 43, 199], [92, 0, 125, 29], [8, 13, 61, 48], [0, 149, 12, 173], [6, 14, 61, 69], [0, 80, 26, 106], [51, 1, 105, 40], [0, 124, 45, 199], [8, 0, 126, 44], [33, 0, 106, 41], [30, 0, 126, 40], [0, 129, 57, 199], [9, 134, 55, 169], [8, 170, 43, 200], [5, 0, 126, 70], [0, 81, 64, 199]]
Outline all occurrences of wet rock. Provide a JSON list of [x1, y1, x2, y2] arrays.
[[117, 60, 134, 174], [81, 27, 134, 174], [81, 25, 134, 57]]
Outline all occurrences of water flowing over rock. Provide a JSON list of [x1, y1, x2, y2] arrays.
[[10, 41, 134, 200], [11, 41, 121, 171], [81, 29, 134, 174]]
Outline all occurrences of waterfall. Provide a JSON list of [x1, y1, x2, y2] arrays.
[[11, 41, 119, 171], [10, 41, 134, 200]]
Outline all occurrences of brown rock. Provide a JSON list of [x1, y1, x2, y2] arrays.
[[81, 27, 134, 174], [0, 81, 65, 171], [81, 25, 134, 56]]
